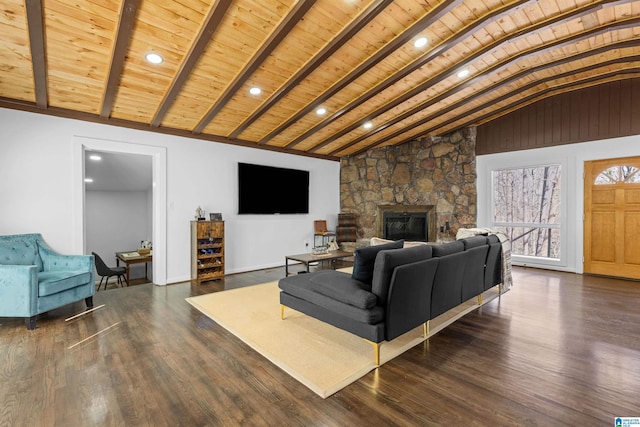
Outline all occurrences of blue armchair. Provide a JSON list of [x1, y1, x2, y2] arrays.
[[0, 233, 95, 329]]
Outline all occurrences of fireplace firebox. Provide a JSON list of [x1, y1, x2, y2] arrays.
[[383, 211, 428, 242]]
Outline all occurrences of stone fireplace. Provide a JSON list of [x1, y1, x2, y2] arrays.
[[340, 127, 477, 243]]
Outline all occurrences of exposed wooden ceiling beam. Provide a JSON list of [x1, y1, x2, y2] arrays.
[[257, 0, 463, 145], [349, 49, 640, 156], [24, 0, 47, 109], [283, 0, 536, 150], [100, 0, 140, 118], [308, 0, 632, 153], [150, 0, 233, 127], [193, 0, 317, 134], [337, 39, 640, 156], [227, 0, 394, 139], [0, 95, 338, 161]]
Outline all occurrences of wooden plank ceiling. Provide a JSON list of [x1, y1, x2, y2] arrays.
[[1, 0, 639, 160]]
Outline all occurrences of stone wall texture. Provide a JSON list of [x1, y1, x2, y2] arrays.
[[340, 127, 477, 240]]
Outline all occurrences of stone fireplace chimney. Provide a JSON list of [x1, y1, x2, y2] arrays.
[[339, 127, 477, 242]]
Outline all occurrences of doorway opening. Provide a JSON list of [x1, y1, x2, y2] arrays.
[[73, 136, 167, 285]]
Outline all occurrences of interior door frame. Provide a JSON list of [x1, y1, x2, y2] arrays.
[[72, 136, 167, 285]]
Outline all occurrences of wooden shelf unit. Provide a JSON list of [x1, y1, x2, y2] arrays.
[[191, 220, 224, 283]]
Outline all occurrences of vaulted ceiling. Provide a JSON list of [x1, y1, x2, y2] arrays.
[[1, 0, 639, 160]]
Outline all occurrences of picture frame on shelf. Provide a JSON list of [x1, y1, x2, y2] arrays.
[[210, 212, 222, 221]]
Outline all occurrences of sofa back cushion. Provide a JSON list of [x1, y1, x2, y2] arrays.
[[352, 239, 404, 286], [461, 235, 488, 249], [371, 245, 432, 306], [485, 235, 503, 289], [0, 236, 43, 271], [431, 240, 464, 257]]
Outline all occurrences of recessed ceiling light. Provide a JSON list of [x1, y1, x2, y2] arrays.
[[457, 69, 470, 78], [414, 37, 428, 48], [316, 107, 327, 115], [84, 178, 93, 183], [363, 121, 373, 129], [145, 52, 163, 64], [89, 155, 102, 161], [249, 87, 262, 95]]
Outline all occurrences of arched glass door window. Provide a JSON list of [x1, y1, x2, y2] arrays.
[[594, 165, 640, 184]]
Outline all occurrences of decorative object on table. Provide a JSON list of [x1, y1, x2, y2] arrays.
[[138, 240, 152, 255], [195, 206, 206, 220], [312, 245, 329, 255], [209, 212, 222, 221]]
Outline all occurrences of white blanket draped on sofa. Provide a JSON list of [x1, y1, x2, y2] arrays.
[[456, 228, 513, 292]]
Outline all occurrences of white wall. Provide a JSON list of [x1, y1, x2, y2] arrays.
[[86, 190, 152, 280], [477, 134, 640, 273], [0, 107, 340, 284]]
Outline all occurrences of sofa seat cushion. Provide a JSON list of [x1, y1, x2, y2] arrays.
[[279, 274, 384, 324], [351, 239, 403, 286], [308, 271, 376, 309], [38, 271, 91, 296]]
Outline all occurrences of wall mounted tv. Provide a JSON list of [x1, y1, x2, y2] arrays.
[[238, 163, 310, 214]]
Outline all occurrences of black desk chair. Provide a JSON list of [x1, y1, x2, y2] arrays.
[[93, 252, 128, 290]]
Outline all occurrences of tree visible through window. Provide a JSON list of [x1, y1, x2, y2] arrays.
[[594, 165, 640, 184], [492, 165, 561, 259]]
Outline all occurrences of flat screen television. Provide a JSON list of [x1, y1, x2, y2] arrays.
[[238, 162, 309, 214]]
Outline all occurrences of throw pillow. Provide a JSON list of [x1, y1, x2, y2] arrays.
[[371, 236, 429, 248], [351, 239, 403, 286]]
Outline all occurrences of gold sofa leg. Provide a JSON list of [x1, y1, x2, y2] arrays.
[[280, 305, 285, 320], [364, 340, 380, 366], [424, 320, 430, 338], [478, 294, 483, 305]]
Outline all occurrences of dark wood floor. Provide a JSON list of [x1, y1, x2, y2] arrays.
[[1, 264, 639, 426]]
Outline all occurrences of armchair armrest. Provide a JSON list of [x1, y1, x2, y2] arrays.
[[0, 264, 38, 316], [38, 243, 94, 272], [385, 258, 439, 340]]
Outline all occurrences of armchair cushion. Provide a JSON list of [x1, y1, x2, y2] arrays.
[[0, 239, 43, 271], [38, 271, 92, 296]]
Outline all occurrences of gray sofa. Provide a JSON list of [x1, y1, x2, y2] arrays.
[[278, 235, 503, 364]]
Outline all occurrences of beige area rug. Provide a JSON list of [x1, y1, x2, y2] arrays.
[[186, 279, 500, 398]]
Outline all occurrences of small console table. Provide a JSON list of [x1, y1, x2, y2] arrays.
[[285, 250, 353, 276], [116, 250, 152, 285]]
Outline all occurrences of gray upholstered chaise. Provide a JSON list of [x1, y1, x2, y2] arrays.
[[279, 236, 504, 364]]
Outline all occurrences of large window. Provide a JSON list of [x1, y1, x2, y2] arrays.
[[492, 165, 561, 259]]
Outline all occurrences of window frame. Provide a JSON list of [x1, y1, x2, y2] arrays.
[[490, 161, 567, 268]]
